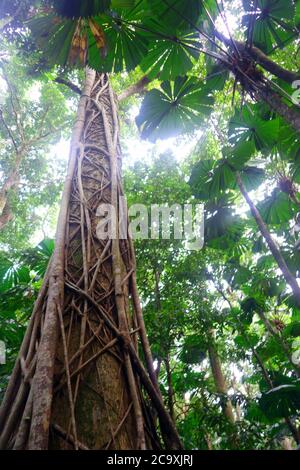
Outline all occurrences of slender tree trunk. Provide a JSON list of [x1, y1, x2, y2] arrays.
[[204, 433, 213, 450], [209, 272, 300, 444], [207, 331, 235, 426], [165, 355, 175, 422], [0, 198, 13, 230], [153, 270, 174, 418], [281, 437, 294, 450], [207, 332, 240, 449], [238, 324, 300, 444], [210, 273, 300, 445], [0, 142, 22, 231], [0, 70, 181, 450], [236, 172, 300, 307]]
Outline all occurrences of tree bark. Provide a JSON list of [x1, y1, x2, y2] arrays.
[[0, 69, 181, 450], [256, 86, 300, 134]]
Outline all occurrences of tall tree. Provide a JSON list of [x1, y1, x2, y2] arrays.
[[0, 67, 181, 450], [1, 0, 300, 451]]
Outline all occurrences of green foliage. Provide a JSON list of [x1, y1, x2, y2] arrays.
[[179, 335, 207, 365], [258, 189, 298, 225], [0, 238, 53, 400], [228, 107, 280, 152], [139, 25, 199, 81], [88, 13, 149, 73], [242, 0, 297, 53], [136, 77, 214, 141], [2, 0, 300, 451], [52, 0, 112, 18], [259, 382, 300, 419]]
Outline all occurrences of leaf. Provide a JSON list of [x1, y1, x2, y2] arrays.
[[282, 247, 300, 277], [28, 9, 149, 72], [30, 239, 54, 276], [209, 161, 236, 197], [262, 278, 285, 297], [69, 20, 88, 65], [245, 401, 276, 424], [241, 296, 264, 314], [112, 0, 136, 8], [190, 145, 263, 202], [28, 15, 78, 67], [136, 76, 214, 141], [179, 335, 207, 365], [277, 119, 300, 162], [243, 0, 297, 53], [228, 106, 279, 152], [206, 65, 229, 91], [240, 166, 265, 191], [296, 0, 300, 24], [147, 0, 203, 29], [292, 157, 300, 184], [88, 13, 149, 72], [37, 239, 55, 258], [283, 321, 300, 338], [189, 160, 215, 201], [140, 21, 199, 81], [259, 383, 300, 419], [52, 0, 111, 18], [227, 141, 257, 170], [0, 257, 31, 293], [231, 265, 252, 287], [205, 197, 243, 243], [257, 336, 284, 362], [258, 188, 298, 225], [88, 18, 106, 51]]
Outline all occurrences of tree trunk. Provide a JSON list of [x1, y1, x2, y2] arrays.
[[0, 145, 22, 231], [0, 70, 181, 450], [281, 437, 294, 450], [207, 330, 239, 448], [207, 331, 235, 426], [165, 355, 175, 422], [236, 172, 300, 308], [256, 86, 300, 135]]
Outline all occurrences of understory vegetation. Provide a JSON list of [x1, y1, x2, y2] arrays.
[[0, 0, 300, 450]]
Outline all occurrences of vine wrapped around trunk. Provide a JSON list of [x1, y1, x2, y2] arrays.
[[0, 69, 182, 451]]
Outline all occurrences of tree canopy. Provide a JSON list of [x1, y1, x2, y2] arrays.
[[0, 0, 300, 451]]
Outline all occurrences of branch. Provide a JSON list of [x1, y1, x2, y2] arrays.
[[54, 77, 81, 95], [247, 45, 300, 85], [1, 67, 25, 142], [216, 31, 300, 84], [0, 108, 18, 152], [51, 424, 89, 450], [118, 75, 151, 102]]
